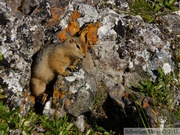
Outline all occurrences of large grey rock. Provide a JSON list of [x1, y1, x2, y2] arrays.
[[0, 2, 45, 109]]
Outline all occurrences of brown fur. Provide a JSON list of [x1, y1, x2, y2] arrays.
[[30, 37, 87, 97]]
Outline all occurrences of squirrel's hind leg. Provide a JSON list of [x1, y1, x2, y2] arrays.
[[31, 77, 46, 97]]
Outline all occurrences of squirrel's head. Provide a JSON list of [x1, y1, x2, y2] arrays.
[[65, 37, 87, 59]]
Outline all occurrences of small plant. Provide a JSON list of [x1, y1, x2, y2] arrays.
[[38, 115, 78, 135], [0, 101, 112, 134], [129, 0, 178, 22], [138, 68, 174, 105], [134, 68, 180, 127], [0, 86, 6, 100], [0, 52, 3, 61], [95, 125, 111, 135], [0, 103, 80, 134], [0, 102, 20, 134]]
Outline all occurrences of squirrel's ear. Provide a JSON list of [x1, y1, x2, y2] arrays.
[[69, 38, 74, 43]]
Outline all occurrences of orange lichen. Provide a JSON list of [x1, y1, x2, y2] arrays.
[[117, 91, 121, 95], [67, 90, 71, 95], [68, 21, 80, 36], [60, 92, 65, 99], [79, 22, 102, 48], [15, 9, 21, 13], [57, 10, 101, 48], [55, 111, 59, 117], [57, 11, 81, 41], [47, 7, 63, 26], [24, 92, 29, 97], [59, 81, 63, 89], [28, 96, 35, 104], [151, 109, 156, 115], [57, 21, 80, 41], [24, 91, 35, 104], [143, 101, 150, 109], [70, 10, 81, 21], [65, 99, 71, 106], [53, 89, 61, 104]]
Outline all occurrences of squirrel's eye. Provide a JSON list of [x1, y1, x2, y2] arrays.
[[76, 44, 80, 49]]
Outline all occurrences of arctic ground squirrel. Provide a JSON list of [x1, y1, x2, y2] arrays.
[[30, 37, 87, 97]]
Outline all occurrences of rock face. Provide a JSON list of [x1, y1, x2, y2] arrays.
[[0, 0, 180, 133], [0, 2, 45, 108]]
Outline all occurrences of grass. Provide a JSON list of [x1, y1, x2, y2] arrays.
[[129, 0, 178, 22], [128, 0, 180, 127], [0, 52, 3, 61], [133, 68, 180, 127], [0, 102, 73, 134], [0, 101, 111, 135], [138, 68, 174, 105]]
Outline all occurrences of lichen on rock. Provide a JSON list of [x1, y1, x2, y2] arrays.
[[0, 2, 45, 109], [0, 0, 180, 133]]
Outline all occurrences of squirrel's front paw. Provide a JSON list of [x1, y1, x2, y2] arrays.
[[62, 70, 71, 76], [68, 65, 77, 71]]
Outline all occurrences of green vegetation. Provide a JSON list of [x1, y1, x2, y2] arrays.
[[138, 68, 174, 105], [0, 52, 3, 61], [129, 0, 178, 22], [0, 102, 20, 134], [0, 102, 77, 134], [134, 68, 180, 127], [0, 87, 6, 100], [0, 101, 111, 135]]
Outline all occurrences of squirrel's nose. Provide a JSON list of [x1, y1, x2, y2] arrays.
[[83, 55, 86, 58]]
